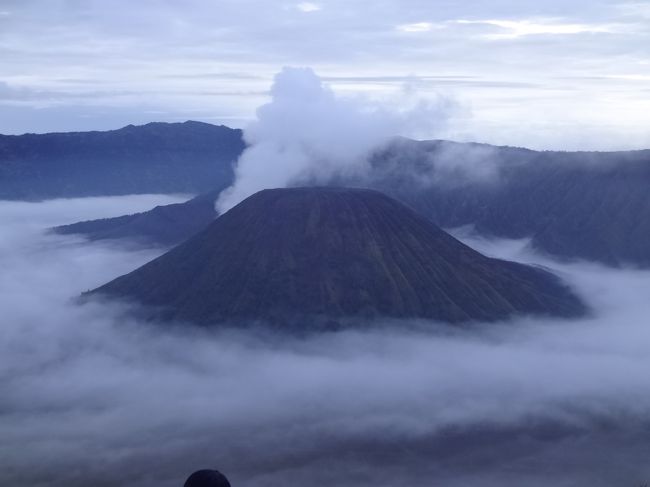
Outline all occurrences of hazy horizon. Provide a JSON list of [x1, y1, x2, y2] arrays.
[[1, 0, 649, 150]]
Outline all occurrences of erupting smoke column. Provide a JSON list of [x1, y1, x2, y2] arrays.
[[216, 66, 456, 212]]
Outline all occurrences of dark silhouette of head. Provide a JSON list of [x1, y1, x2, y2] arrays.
[[184, 469, 231, 487]]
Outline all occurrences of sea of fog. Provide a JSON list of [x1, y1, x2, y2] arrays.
[[1, 195, 650, 487]]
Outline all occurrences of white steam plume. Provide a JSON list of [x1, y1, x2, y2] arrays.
[[216, 66, 457, 212]]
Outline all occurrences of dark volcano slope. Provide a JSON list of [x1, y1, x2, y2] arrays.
[[53, 190, 219, 246], [91, 188, 585, 327]]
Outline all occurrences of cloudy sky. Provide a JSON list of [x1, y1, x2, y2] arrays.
[[1, 0, 649, 149]]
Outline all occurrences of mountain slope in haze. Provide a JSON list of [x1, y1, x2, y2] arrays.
[[61, 139, 650, 268], [90, 188, 585, 327], [368, 139, 650, 267], [53, 191, 219, 246], [12, 121, 648, 267], [0, 121, 244, 200]]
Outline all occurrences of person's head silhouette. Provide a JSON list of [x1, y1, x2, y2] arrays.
[[184, 469, 231, 487]]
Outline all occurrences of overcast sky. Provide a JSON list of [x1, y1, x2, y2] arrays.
[[1, 0, 649, 149]]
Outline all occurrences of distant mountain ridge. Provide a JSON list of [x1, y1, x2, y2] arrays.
[[6, 121, 648, 267], [90, 187, 586, 327], [0, 121, 244, 199], [367, 139, 650, 267]]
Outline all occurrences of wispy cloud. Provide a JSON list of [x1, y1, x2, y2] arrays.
[[0, 81, 134, 104], [396, 22, 442, 33], [322, 74, 539, 89], [456, 18, 618, 39], [296, 2, 321, 13], [617, 2, 650, 19]]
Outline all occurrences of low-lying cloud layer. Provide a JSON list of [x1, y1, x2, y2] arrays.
[[2, 197, 650, 487]]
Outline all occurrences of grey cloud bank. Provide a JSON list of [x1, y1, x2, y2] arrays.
[[2, 196, 650, 486]]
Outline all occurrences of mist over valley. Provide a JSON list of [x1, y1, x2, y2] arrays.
[[2, 2, 650, 485], [2, 194, 650, 486]]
